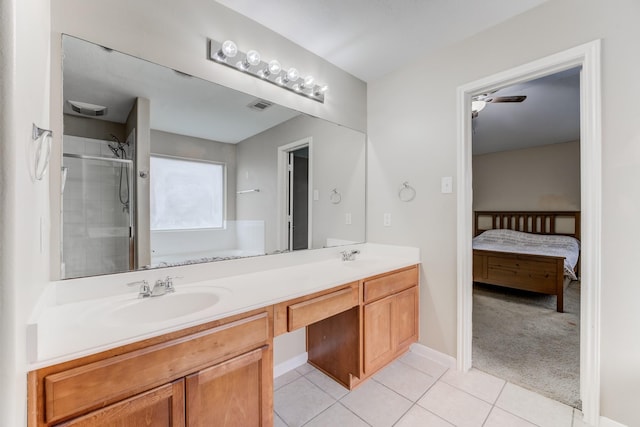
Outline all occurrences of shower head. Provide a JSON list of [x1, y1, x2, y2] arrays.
[[108, 143, 120, 158]]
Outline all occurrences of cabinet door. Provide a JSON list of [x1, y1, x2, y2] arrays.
[[393, 286, 419, 351], [363, 295, 394, 374], [185, 346, 272, 427], [55, 380, 185, 427]]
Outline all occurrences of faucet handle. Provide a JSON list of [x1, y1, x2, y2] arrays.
[[127, 280, 150, 297], [164, 276, 183, 292]]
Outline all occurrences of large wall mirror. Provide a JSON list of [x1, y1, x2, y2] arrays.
[[60, 35, 366, 279]]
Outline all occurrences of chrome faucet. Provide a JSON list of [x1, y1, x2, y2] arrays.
[[341, 249, 360, 261], [150, 276, 179, 297], [127, 280, 151, 298], [127, 276, 180, 298]]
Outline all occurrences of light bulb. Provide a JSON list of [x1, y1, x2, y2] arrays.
[[246, 50, 261, 66], [220, 40, 238, 58], [239, 49, 261, 70], [302, 75, 314, 88], [315, 85, 329, 96], [471, 100, 487, 113], [268, 60, 281, 74], [286, 67, 299, 82]]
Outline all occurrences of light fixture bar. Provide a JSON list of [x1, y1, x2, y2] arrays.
[[207, 39, 327, 104]]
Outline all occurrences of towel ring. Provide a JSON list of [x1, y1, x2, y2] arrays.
[[399, 181, 416, 202], [32, 124, 53, 181], [330, 188, 342, 204]]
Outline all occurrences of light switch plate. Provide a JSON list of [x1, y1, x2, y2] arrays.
[[441, 176, 453, 194], [383, 213, 391, 227], [345, 213, 352, 225]]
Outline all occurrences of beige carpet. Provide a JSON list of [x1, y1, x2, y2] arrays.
[[472, 281, 581, 408]]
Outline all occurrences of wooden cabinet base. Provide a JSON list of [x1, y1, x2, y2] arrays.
[[307, 265, 419, 390], [307, 307, 360, 389], [28, 309, 273, 427]]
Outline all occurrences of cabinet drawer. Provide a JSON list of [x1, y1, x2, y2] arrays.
[[288, 287, 358, 331], [43, 312, 269, 424], [363, 266, 418, 303]]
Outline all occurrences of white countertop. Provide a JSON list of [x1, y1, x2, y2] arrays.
[[28, 243, 419, 369]]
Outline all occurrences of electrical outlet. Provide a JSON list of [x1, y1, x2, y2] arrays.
[[383, 213, 391, 227], [313, 189, 319, 201]]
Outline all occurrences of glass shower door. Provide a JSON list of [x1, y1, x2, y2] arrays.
[[61, 153, 134, 278]]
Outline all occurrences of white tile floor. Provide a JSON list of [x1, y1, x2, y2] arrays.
[[274, 351, 586, 427]]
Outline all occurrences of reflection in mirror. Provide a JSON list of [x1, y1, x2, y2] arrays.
[[61, 35, 366, 279]]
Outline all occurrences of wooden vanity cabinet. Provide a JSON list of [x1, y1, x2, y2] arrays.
[[28, 308, 273, 427], [292, 265, 419, 389], [362, 266, 419, 376], [54, 380, 186, 427], [185, 345, 271, 427]]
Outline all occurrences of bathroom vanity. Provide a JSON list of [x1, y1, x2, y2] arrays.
[[27, 246, 419, 426]]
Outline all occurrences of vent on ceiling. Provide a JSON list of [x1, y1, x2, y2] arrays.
[[247, 99, 273, 112], [68, 100, 108, 117]]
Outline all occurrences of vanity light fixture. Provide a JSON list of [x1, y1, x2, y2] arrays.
[[208, 39, 327, 103]]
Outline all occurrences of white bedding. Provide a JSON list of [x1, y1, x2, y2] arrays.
[[472, 229, 580, 280]]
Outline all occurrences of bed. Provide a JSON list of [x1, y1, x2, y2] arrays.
[[472, 211, 580, 312]]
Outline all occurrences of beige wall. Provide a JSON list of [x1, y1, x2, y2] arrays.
[[367, 1, 640, 424], [473, 140, 580, 211]]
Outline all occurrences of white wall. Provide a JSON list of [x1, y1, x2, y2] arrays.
[[236, 115, 366, 253], [0, 1, 366, 426], [367, 0, 640, 424], [473, 140, 580, 211], [0, 0, 51, 425]]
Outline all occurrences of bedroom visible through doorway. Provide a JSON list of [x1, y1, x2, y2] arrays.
[[457, 40, 602, 425], [470, 68, 582, 407]]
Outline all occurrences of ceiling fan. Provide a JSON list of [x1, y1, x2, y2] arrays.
[[471, 93, 526, 118]]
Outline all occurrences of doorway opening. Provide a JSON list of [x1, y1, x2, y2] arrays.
[[277, 138, 313, 252], [288, 147, 310, 250], [456, 40, 602, 424], [470, 68, 581, 408]]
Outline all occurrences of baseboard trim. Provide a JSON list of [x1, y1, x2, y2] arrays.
[[410, 343, 456, 369], [599, 416, 627, 427], [273, 352, 308, 378]]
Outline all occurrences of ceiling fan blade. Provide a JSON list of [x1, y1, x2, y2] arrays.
[[488, 95, 526, 103]]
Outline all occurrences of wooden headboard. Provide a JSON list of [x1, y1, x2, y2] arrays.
[[474, 211, 581, 240]]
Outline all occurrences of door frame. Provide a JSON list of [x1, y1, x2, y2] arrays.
[[456, 40, 601, 424], [277, 137, 313, 251]]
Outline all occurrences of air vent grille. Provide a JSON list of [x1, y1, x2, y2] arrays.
[[247, 99, 273, 112]]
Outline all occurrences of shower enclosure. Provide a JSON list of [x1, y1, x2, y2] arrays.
[[61, 135, 134, 278]]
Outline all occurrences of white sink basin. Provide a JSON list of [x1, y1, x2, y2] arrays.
[[90, 287, 231, 326]]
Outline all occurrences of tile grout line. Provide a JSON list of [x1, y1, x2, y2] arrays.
[[297, 367, 375, 427]]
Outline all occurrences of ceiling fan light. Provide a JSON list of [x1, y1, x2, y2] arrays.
[[471, 100, 487, 113]]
